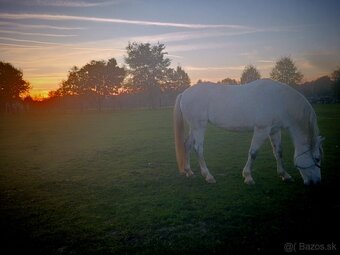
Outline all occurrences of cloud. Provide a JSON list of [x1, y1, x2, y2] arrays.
[[34, 0, 121, 7], [0, 0, 122, 8], [0, 12, 250, 29], [128, 29, 263, 45], [185, 65, 245, 71], [257, 60, 274, 63], [0, 36, 70, 46], [0, 30, 77, 37], [0, 42, 42, 48], [304, 50, 340, 72], [168, 42, 232, 53], [0, 21, 85, 30]]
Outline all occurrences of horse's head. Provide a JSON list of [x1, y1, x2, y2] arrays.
[[296, 136, 325, 186]]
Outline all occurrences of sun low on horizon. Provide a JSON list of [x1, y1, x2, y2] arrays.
[[1, 0, 340, 99]]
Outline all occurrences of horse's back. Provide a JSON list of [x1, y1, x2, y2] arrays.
[[180, 79, 309, 130]]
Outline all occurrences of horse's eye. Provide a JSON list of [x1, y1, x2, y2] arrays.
[[315, 158, 320, 163]]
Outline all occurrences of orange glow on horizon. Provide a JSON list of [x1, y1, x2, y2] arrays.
[[29, 89, 50, 101], [25, 74, 65, 100], [28, 86, 131, 101]]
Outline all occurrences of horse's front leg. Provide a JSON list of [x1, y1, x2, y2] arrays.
[[192, 128, 216, 183], [269, 130, 292, 182], [242, 127, 270, 184]]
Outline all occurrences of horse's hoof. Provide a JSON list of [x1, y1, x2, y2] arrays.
[[185, 169, 194, 177], [244, 177, 255, 185], [206, 175, 216, 184], [282, 176, 294, 182]]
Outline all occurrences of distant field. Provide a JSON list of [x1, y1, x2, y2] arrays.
[[0, 105, 339, 254]]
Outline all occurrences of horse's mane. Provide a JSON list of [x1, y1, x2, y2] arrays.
[[292, 93, 319, 150], [300, 100, 320, 150], [309, 109, 320, 150]]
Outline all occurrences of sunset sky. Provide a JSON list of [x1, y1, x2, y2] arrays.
[[1, 0, 340, 98]]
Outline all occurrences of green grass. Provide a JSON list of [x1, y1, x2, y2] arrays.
[[0, 105, 339, 255]]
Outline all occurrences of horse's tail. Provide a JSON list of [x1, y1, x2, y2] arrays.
[[173, 93, 186, 175]]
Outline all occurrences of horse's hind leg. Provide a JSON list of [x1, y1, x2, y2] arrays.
[[184, 132, 194, 177], [192, 127, 216, 183], [243, 127, 269, 184], [269, 130, 292, 182]]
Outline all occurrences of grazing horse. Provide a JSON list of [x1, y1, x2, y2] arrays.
[[174, 79, 324, 185]]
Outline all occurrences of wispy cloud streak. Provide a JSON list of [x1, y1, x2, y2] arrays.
[[30, 0, 121, 8], [0, 0, 121, 8], [185, 65, 245, 71], [0, 42, 42, 48], [0, 36, 70, 46], [0, 13, 249, 29], [0, 21, 85, 30], [129, 29, 262, 44], [0, 30, 77, 37]]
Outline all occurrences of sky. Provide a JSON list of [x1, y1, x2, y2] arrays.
[[0, 0, 340, 98]]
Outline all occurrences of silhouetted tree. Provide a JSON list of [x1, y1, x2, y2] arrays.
[[331, 67, 340, 99], [125, 42, 171, 108], [217, 77, 238, 85], [196, 79, 212, 84], [54, 58, 125, 111], [270, 57, 303, 85], [82, 59, 125, 96], [59, 66, 83, 96], [298, 76, 333, 98], [240, 65, 261, 84], [162, 66, 190, 93], [0, 61, 31, 112], [81, 59, 125, 110]]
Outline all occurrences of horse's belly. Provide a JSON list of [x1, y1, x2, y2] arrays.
[[209, 109, 254, 130], [208, 106, 279, 131]]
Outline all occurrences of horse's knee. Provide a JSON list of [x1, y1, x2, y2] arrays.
[[271, 142, 282, 159], [185, 137, 193, 151], [249, 150, 257, 160], [274, 143, 282, 157], [194, 144, 204, 157]]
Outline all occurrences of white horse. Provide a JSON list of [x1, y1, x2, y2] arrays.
[[174, 79, 324, 185]]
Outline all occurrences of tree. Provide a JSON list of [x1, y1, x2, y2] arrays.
[[81, 59, 125, 93], [298, 76, 333, 98], [81, 59, 125, 110], [217, 77, 238, 85], [240, 65, 261, 84], [270, 57, 303, 86], [125, 42, 171, 107], [55, 58, 125, 110], [59, 66, 83, 96], [162, 66, 190, 93], [331, 67, 340, 99], [0, 61, 31, 112], [196, 79, 212, 84]]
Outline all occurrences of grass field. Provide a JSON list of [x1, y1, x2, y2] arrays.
[[0, 105, 339, 254]]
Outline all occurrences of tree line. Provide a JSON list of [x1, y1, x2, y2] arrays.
[[207, 57, 303, 86], [47, 42, 190, 111], [1, 42, 340, 112], [202, 57, 339, 103]]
